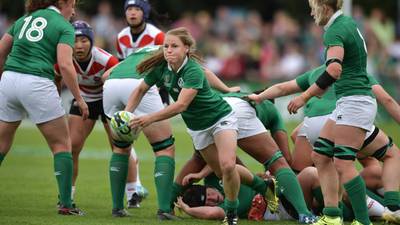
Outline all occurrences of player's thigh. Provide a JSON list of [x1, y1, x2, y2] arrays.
[[359, 129, 388, 156], [37, 116, 71, 153], [334, 125, 366, 149], [214, 129, 238, 172], [238, 132, 278, 163], [68, 114, 96, 150], [318, 118, 336, 140], [333, 96, 377, 148], [0, 120, 21, 154], [142, 119, 173, 143], [199, 144, 222, 178], [175, 151, 207, 184], [291, 136, 314, 171]]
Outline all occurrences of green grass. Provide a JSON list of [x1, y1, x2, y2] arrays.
[[1, 120, 396, 225]]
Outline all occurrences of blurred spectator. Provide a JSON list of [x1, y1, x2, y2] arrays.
[[0, 12, 8, 37], [368, 8, 395, 48], [91, 1, 119, 52]]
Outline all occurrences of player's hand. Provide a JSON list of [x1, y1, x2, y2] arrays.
[[287, 95, 306, 114], [174, 197, 189, 212], [247, 94, 262, 104], [182, 173, 202, 186], [228, 86, 241, 93], [76, 99, 89, 120], [129, 115, 153, 129]]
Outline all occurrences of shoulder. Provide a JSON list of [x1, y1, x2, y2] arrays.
[[183, 59, 204, 75], [117, 27, 131, 38], [145, 23, 163, 35]]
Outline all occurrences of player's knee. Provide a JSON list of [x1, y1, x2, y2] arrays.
[[311, 150, 330, 166], [333, 157, 355, 175], [220, 160, 236, 175]]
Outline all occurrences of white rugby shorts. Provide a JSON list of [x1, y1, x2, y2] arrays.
[[0, 71, 65, 124], [103, 78, 164, 118]]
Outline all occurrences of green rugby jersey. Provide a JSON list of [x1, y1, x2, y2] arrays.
[[296, 66, 336, 117], [323, 12, 373, 98], [222, 92, 286, 133], [144, 58, 232, 130], [204, 173, 256, 219], [296, 65, 379, 118], [5, 7, 74, 81], [108, 46, 160, 80]]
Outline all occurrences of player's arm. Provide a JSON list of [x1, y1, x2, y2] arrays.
[[288, 46, 343, 114], [125, 80, 151, 112], [130, 88, 197, 128], [53, 64, 64, 95], [0, 33, 13, 75], [204, 67, 240, 93], [182, 165, 213, 185], [372, 84, 400, 124], [57, 43, 89, 119], [175, 197, 225, 219], [248, 80, 301, 104]]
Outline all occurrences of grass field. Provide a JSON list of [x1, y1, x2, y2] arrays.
[[1, 119, 397, 225]]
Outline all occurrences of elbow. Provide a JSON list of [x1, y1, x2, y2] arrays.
[[326, 64, 342, 80], [275, 83, 288, 95], [57, 62, 73, 75]]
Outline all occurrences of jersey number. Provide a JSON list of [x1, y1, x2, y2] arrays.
[[357, 28, 368, 54], [18, 16, 48, 42]]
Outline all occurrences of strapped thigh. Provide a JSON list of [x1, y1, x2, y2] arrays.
[[263, 150, 283, 171], [112, 139, 132, 148], [334, 145, 358, 160], [372, 137, 393, 160], [313, 137, 335, 158], [151, 135, 175, 152]]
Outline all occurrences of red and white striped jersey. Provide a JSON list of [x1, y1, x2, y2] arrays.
[[116, 23, 164, 59], [55, 47, 119, 102]]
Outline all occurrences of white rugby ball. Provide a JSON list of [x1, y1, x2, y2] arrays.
[[110, 111, 141, 143]]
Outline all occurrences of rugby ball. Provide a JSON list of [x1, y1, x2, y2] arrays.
[[110, 111, 141, 143]]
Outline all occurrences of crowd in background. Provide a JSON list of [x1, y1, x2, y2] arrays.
[[0, 2, 399, 99]]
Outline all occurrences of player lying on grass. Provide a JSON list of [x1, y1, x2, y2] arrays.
[[175, 164, 386, 223]]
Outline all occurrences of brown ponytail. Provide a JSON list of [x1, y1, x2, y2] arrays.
[[136, 27, 204, 74]]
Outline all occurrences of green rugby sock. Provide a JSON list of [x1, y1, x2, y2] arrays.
[[384, 191, 400, 211], [154, 156, 175, 213], [109, 153, 129, 210], [224, 199, 239, 215], [170, 182, 183, 208], [276, 168, 311, 215], [323, 207, 342, 217], [249, 174, 267, 194], [344, 175, 371, 225], [54, 152, 73, 208]]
